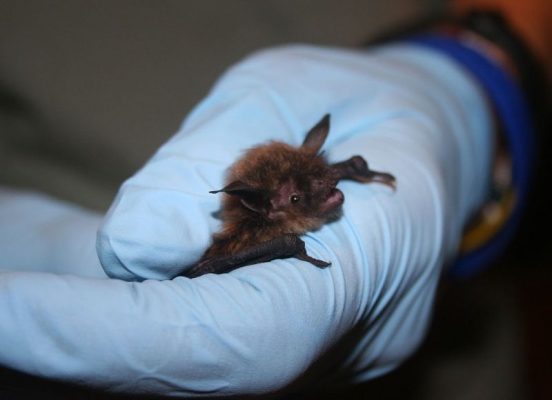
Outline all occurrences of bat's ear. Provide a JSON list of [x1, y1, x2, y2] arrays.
[[302, 114, 330, 154], [210, 180, 267, 214]]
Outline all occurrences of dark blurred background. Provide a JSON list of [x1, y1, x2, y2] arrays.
[[0, 0, 439, 210], [0, 1, 550, 399]]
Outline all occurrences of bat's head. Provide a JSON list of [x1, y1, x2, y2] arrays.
[[212, 114, 344, 234]]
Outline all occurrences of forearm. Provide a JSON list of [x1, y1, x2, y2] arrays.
[[0, 187, 106, 278]]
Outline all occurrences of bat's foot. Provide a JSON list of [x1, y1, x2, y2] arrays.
[[345, 156, 396, 190]]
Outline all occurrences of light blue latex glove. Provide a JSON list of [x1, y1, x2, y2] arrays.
[[0, 43, 493, 396]]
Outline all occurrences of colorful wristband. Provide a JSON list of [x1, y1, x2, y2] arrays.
[[409, 34, 535, 278]]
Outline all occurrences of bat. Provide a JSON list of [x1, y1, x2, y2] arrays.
[[184, 114, 395, 277]]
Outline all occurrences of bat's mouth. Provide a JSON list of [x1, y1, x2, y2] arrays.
[[321, 188, 344, 214]]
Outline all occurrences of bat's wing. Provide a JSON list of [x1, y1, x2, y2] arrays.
[[184, 234, 330, 278], [332, 155, 396, 189]]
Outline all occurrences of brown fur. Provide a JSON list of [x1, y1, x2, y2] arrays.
[[187, 114, 395, 275], [204, 141, 340, 259]]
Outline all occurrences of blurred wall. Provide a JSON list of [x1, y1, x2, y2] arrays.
[[0, 0, 439, 209]]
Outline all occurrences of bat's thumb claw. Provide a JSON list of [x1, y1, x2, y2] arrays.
[[296, 250, 331, 268]]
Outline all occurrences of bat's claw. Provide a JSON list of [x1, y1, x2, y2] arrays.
[[332, 155, 396, 190], [296, 250, 331, 268], [348, 155, 396, 190], [368, 172, 397, 191]]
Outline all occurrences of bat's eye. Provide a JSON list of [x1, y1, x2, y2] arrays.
[[290, 195, 301, 204]]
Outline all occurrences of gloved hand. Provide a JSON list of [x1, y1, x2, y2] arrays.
[[0, 43, 493, 396]]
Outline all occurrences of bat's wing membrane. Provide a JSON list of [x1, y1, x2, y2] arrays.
[[184, 234, 329, 277]]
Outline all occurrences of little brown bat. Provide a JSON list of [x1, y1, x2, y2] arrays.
[[184, 114, 395, 278]]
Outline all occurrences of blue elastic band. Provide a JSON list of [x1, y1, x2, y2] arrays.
[[408, 34, 536, 278]]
